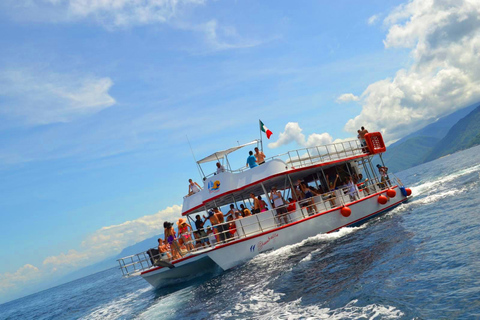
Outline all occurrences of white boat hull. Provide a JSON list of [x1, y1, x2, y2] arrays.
[[141, 188, 407, 286]]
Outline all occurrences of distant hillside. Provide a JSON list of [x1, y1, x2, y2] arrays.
[[425, 105, 480, 162], [115, 234, 161, 259], [384, 103, 479, 172]]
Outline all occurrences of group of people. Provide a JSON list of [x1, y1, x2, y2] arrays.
[[246, 147, 266, 169]]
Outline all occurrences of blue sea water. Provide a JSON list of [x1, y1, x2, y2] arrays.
[[1, 145, 480, 319]]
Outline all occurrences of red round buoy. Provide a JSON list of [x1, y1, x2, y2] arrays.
[[387, 189, 396, 198], [405, 188, 412, 196], [341, 206, 351, 217], [378, 195, 388, 204]]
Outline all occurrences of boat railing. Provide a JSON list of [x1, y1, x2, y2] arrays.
[[202, 138, 368, 178], [119, 176, 399, 277]]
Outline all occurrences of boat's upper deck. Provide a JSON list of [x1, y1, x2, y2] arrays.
[[182, 133, 386, 216]]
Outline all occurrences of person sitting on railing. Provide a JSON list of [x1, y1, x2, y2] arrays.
[[376, 164, 391, 188], [216, 162, 226, 174], [325, 174, 340, 207], [250, 193, 261, 214], [192, 231, 205, 248], [246, 151, 258, 169], [270, 186, 288, 225], [164, 222, 182, 260], [158, 238, 172, 260], [254, 147, 266, 165], [298, 180, 318, 214], [177, 218, 195, 252], [239, 204, 252, 217], [356, 174, 369, 194], [188, 179, 202, 196]]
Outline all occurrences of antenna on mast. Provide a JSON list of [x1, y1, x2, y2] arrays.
[[186, 135, 204, 180]]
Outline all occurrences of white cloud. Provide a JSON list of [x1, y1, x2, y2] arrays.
[[0, 264, 40, 295], [268, 122, 333, 149], [0, 69, 115, 125], [0, 205, 182, 297], [197, 19, 262, 51], [368, 14, 379, 25], [336, 93, 360, 103], [345, 0, 480, 142]]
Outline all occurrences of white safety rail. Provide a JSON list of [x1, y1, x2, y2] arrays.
[[118, 176, 398, 277], [200, 138, 367, 179]]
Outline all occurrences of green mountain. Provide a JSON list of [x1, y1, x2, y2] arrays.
[[383, 103, 478, 172], [425, 105, 480, 161]]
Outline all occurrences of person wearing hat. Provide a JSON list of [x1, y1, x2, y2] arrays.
[[177, 218, 194, 252]]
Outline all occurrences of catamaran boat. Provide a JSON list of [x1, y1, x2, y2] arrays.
[[117, 132, 412, 288]]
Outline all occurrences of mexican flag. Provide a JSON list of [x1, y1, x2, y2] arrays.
[[259, 120, 273, 139]]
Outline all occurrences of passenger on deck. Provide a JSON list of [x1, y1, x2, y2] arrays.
[[250, 193, 261, 214], [213, 207, 227, 243], [359, 126, 369, 151], [298, 180, 318, 214], [357, 174, 369, 194], [177, 218, 194, 252], [258, 195, 268, 212], [270, 186, 288, 225], [158, 238, 172, 260], [287, 198, 296, 212], [226, 204, 242, 219], [194, 215, 210, 246], [164, 222, 182, 260], [193, 231, 205, 248], [377, 164, 391, 187], [226, 215, 236, 240], [206, 226, 217, 245], [246, 151, 258, 169], [188, 179, 202, 195], [326, 174, 340, 207], [254, 147, 266, 165], [240, 204, 252, 217], [216, 162, 226, 174], [346, 176, 359, 201]]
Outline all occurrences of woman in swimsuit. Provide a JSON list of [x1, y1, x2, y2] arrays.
[[177, 218, 195, 251], [164, 222, 182, 260]]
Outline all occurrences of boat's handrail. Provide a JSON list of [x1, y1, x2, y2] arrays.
[[118, 176, 397, 277], [198, 138, 367, 180]]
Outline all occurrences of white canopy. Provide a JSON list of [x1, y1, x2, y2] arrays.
[[197, 140, 259, 164]]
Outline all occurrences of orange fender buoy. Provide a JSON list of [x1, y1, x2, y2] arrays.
[[378, 195, 388, 205], [341, 206, 351, 217], [405, 188, 412, 196], [387, 189, 396, 198]]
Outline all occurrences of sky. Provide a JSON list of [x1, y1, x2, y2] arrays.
[[1, 0, 480, 304]]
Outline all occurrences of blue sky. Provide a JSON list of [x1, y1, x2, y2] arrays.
[[2, 0, 480, 303]]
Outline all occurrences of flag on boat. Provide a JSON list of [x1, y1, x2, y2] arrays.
[[259, 120, 273, 139]]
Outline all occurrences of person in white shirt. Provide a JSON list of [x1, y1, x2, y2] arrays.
[[216, 162, 226, 174], [188, 179, 202, 195]]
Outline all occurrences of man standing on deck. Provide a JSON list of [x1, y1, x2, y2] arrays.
[[246, 151, 258, 169], [213, 207, 227, 242], [359, 126, 369, 148], [254, 147, 266, 165]]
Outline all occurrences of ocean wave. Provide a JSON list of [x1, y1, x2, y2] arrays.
[[79, 287, 151, 320], [410, 163, 480, 196], [216, 297, 404, 319]]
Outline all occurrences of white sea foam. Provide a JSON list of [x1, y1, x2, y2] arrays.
[[80, 287, 151, 320], [410, 163, 480, 196], [216, 297, 404, 319], [135, 287, 195, 320], [247, 226, 364, 268]]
